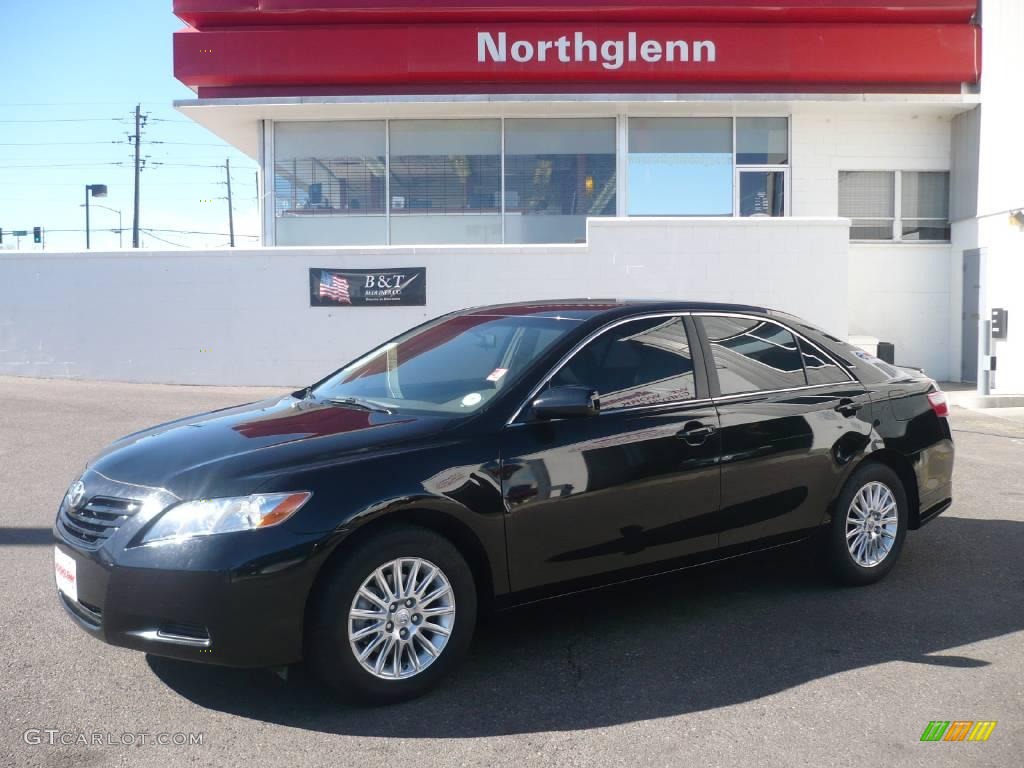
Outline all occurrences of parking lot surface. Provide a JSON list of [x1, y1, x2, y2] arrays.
[[1, 375, 1021, 768]]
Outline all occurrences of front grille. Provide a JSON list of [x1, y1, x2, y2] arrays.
[[58, 496, 140, 549]]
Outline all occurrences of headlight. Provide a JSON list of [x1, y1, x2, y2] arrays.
[[141, 492, 311, 544]]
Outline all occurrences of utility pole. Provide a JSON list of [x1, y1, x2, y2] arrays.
[[225, 157, 235, 247], [131, 104, 143, 248]]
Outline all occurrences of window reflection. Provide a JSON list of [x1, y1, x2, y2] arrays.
[[274, 121, 387, 246], [739, 171, 785, 217], [627, 118, 733, 216], [700, 316, 807, 395], [798, 339, 849, 385], [736, 117, 789, 165], [271, 116, 794, 245], [504, 119, 616, 244], [389, 120, 502, 244]]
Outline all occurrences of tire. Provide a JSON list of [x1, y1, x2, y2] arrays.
[[826, 463, 908, 586], [307, 525, 477, 704]]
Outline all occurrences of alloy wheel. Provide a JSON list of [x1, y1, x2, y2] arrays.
[[845, 481, 899, 568], [348, 557, 456, 680]]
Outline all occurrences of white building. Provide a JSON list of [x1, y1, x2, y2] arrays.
[[1, 0, 1021, 391]]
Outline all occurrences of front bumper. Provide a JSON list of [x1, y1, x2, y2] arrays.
[[53, 525, 329, 668]]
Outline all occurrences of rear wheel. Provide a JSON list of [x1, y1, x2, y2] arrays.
[[308, 526, 477, 704], [827, 463, 908, 586]]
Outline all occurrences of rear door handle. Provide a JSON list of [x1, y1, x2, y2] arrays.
[[677, 422, 718, 445], [835, 398, 863, 417]]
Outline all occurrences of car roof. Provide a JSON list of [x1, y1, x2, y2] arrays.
[[461, 298, 769, 321]]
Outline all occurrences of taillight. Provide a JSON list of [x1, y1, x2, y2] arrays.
[[927, 390, 949, 418]]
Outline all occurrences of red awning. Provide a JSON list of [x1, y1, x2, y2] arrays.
[[172, 0, 980, 96], [174, 0, 977, 27]]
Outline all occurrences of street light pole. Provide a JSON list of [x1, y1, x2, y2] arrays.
[[82, 203, 123, 248], [84, 184, 108, 250]]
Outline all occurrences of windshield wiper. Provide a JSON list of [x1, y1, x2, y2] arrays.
[[323, 396, 394, 414]]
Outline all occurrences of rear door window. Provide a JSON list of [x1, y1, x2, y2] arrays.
[[698, 315, 807, 395]]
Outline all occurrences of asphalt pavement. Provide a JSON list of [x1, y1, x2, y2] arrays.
[[1, 375, 1021, 768]]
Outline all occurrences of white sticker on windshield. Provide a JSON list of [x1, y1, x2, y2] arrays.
[[486, 368, 508, 382], [461, 392, 482, 407]]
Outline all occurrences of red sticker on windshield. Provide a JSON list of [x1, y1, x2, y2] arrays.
[[486, 368, 508, 382]]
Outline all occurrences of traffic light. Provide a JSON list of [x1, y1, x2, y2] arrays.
[[33, 226, 41, 244], [0, 229, 4, 244]]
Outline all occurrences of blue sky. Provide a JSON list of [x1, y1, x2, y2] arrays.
[[0, 1, 259, 251]]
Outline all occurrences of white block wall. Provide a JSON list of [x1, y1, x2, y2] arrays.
[[0, 217, 848, 386], [973, 0, 1024, 393], [791, 107, 956, 380]]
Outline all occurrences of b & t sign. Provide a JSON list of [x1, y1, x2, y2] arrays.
[[309, 267, 427, 307]]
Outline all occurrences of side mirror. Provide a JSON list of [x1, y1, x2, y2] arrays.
[[531, 386, 600, 420]]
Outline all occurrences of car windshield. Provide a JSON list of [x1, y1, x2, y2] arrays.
[[311, 313, 578, 414]]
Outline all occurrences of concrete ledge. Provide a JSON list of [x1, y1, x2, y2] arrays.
[[955, 394, 1024, 409], [942, 383, 1024, 409]]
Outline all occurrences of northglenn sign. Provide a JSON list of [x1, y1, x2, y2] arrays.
[[478, 31, 716, 69], [174, 13, 979, 95]]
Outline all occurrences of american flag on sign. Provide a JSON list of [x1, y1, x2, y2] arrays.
[[318, 272, 351, 304]]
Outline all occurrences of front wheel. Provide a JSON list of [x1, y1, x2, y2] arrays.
[[826, 463, 908, 586], [308, 526, 477, 704]]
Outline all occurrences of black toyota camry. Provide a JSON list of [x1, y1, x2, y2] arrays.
[[54, 300, 954, 703]]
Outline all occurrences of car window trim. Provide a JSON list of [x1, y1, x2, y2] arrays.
[[693, 311, 857, 399], [507, 311, 703, 425]]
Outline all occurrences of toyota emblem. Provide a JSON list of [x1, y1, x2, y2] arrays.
[[68, 480, 86, 509]]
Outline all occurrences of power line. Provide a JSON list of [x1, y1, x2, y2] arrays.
[[139, 229, 192, 248], [0, 161, 126, 168], [0, 117, 125, 124], [150, 161, 257, 171], [0, 141, 126, 146], [149, 141, 231, 147], [25, 227, 258, 237], [147, 228, 258, 237]]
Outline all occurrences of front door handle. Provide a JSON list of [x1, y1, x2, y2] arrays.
[[677, 421, 718, 445], [835, 398, 863, 417]]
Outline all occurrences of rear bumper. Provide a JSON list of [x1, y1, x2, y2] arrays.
[[53, 528, 326, 668]]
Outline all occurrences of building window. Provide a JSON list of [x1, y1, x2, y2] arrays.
[[271, 116, 793, 246], [736, 117, 788, 217], [504, 118, 616, 244], [901, 171, 951, 241], [736, 117, 788, 165], [388, 120, 502, 245], [273, 121, 387, 246], [627, 118, 733, 216], [839, 170, 950, 242], [738, 171, 785, 217]]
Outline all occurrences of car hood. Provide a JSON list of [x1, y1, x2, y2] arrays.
[[86, 395, 455, 498]]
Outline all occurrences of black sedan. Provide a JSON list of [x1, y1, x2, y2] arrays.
[[54, 300, 954, 703]]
